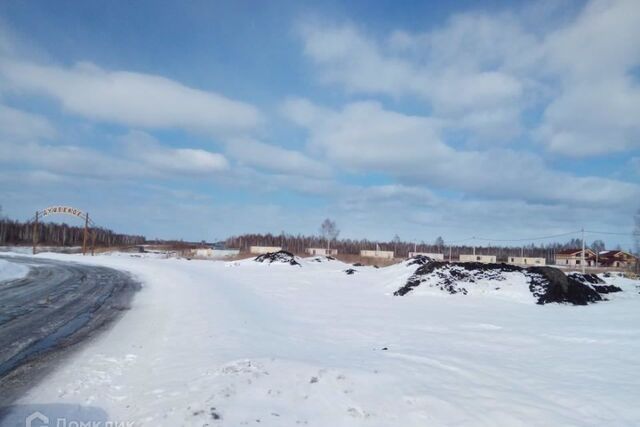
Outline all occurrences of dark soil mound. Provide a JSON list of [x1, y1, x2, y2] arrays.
[[310, 256, 336, 262], [254, 250, 301, 266], [567, 272, 605, 285], [344, 268, 357, 275], [592, 284, 623, 294], [395, 261, 521, 297], [527, 267, 602, 305], [565, 272, 622, 294], [395, 261, 609, 305], [406, 255, 434, 267], [352, 263, 364, 267]]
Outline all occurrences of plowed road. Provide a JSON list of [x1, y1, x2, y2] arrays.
[[0, 255, 138, 406]]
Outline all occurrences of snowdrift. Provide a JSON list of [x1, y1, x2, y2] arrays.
[[394, 258, 620, 305]]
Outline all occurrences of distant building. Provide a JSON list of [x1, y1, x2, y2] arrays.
[[408, 252, 444, 260], [249, 246, 282, 254], [459, 254, 497, 263], [306, 248, 338, 256], [596, 250, 637, 268], [507, 256, 546, 266], [193, 248, 240, 258], [360, 249, 394, 259], [555, 249, 596, 267]]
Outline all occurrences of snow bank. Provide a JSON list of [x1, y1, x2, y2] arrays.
[[0, 258, 29, 282], [2, 252, 640, 426]]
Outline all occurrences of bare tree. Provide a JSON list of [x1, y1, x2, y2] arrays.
[[591, 240, 605, 253], [434, 236, 445, 248], [393, 234, 401, 253], [319, 218, 340, 250]]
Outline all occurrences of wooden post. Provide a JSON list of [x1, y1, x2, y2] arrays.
[[91, 230, 96, 256], [32, 211, 39, 255], [82, 213, 89, 256]]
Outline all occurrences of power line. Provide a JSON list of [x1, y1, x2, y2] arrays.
[[445, 237, 476, 244], [471, 230, 581, 242], [586, 230, 640, 236]]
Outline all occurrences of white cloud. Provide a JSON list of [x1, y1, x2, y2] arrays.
[[338, 184, 436, 214], [298, 0, 640, 155], [0, 127, 228, 179], [536, 0, 640, 156], [0, 104, 56, 141], [283, 98, 446, 171], [297, 16, 530, 142], [224, 138, 331, 178], [0, 60, 262, 135], [284, 98, 640, 207], [122, 131, 229, 175]]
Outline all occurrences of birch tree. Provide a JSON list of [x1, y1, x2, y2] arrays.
[[320, 219, 340, 250]]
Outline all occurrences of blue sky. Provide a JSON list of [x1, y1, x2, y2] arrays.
[[0, 0, 639, 248]]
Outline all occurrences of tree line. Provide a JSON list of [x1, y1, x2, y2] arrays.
[[0, 218, 145, 247], [224, 232, 611, 262]]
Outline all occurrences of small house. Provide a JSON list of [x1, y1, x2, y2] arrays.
[[507, 256, 546, 266], [554, 249, 596, 267], [360, 249, 394, 259], [408, 252, 444, 260], [305, 248, 338, 256], [249, 246, 283, 255], [459, 254, 497, 263], [597, 250, 637, 268]]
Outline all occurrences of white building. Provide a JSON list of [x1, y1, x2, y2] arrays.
[[305, 248, 338, 256], [193, 248, 240, 258], [507, 256, 546, 266], [408, 252, 444, 260], [249, 246, 282, 254], [360, 249, 395, 259], [459, 254, 497, 263]]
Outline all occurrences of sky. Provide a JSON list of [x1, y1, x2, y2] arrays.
[[0, 0, 639, 248]]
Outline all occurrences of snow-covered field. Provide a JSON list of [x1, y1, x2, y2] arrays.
[[0, 258, 30, 282], [3, 252, 640, 426]]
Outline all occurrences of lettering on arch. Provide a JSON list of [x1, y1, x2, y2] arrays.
[[41, 206, 86, 219]]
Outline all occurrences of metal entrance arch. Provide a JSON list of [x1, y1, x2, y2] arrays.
[[31, 206, 96, 255]]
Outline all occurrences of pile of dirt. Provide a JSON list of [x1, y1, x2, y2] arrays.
[[309, 256, 336, 263], [254, 251, 301, 266], [395, 261, 521, 297], [405, 255, 435, 267], [395, 261, 613, 305], [527, 267, 602, 305], [567, 272, 622, 294], [344, 268, 357, 275]]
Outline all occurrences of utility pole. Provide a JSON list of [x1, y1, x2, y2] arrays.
[[82, 213, 89, 256], [448, 245, 452, 263], [32, 211, 39, 255], [581, 228, 586, 274]]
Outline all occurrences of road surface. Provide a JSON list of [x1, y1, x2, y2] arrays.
[[0, 255, 139, 407]]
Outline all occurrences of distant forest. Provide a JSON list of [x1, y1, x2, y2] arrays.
[[224, 233, 602, 262], [0, 218, 146, 247]]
